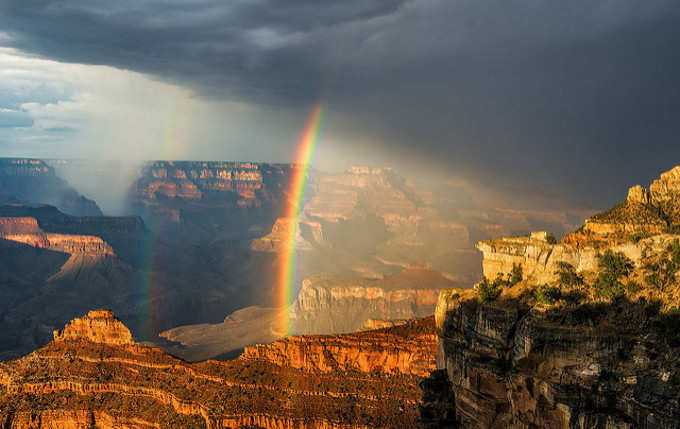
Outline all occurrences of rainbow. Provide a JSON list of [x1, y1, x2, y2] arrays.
[[275, 102, 326, 336]]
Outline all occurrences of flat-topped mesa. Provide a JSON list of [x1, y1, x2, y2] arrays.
[[53, 310, 133, 345]]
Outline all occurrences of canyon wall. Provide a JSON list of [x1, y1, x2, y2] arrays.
[[0, 310, 431, 429], [159, 265, 453, 361], [421, 163, 680, 428], [0, 158, 102, 216], [290, 265, 454, 335], [242, 317, 436, 377]]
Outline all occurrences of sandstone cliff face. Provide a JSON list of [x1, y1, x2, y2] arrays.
[[0, 310, 428, 429], [53, 310, 133, 345], [242, 317, 436, 377], [0, 216, 115, 257], [290, 265, 454, 335], [159, 266, 451, 361], [0, 158, 102, 216], [425, 292, 680, 428], [564, 165, 680, 247], [129, 161, 291, 240], [422, 163, 680, 429]]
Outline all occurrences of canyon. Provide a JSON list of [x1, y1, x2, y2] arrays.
[[0, 310, 434, 428], [159, 265, 453, 361], [0, 158, 101, 216], [0, 157, 590, 362], [422, 164, 680, 428]]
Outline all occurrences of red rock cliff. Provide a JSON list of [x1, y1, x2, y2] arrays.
[[0, 309, 431, 429]]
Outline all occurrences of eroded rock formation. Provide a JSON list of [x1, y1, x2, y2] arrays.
[[159, 266, 454, 361], [0, 158, 102, 216], [422, 163, 680, 428], [242, 317, 436, 377], [291, 265, 455, 335], [0, 310, 431, 428]]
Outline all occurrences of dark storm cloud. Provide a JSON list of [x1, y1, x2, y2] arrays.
[[1, 0, 680, 207]]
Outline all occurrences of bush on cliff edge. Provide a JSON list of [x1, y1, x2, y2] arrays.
[[477, 277, 502, 304]]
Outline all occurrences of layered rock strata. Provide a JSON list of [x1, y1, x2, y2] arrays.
[[0, 158, 102, 216], [0, 310, 430, 429], [242, 317, 436, 377], [290, 265, 456, 335], [422, 163, 680, 428]]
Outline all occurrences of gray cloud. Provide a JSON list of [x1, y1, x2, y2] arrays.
[[1, 0, 680, 207], [0, 110, 33, 128]]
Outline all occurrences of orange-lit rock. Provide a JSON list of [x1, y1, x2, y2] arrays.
[[0, 310, 432, 428]]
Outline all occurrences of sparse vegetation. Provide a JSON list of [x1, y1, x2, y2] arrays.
[[628, 232, 652, 243], [594, 250, 634, 300], [555, 262, 584, 287], [533, 284, 561, 305], [546, 232, 557, 244], [643, 239, 680, 291], [477, 277, 502, 304], [509, 263, 523, 285]]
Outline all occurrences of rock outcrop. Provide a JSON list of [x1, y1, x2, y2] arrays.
[[0, 310, 430, 428], [242, 317, 437, 377], [564, 165, 680, 247], [291, 265, 455, 335], [159, 266, 452, 361], [53, 310, 133, 345], [0, 214, 115, 257], [0, 158, 102, 216], [421, 163, 680, 428]]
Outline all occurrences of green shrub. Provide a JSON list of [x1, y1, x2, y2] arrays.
[[594, 250, 634, 300], [533, 284, 562, 305], [598, 250, 634, 278], [509, 263, 523, 285], [643, 240, 680, 290], [555, 261, 584, 287], [624, 280, 643, 295], [477, 277, 501, 304], [546, 232, 557, 244], [628, 232, 651, 243]]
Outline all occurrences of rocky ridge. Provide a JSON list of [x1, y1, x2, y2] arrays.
[[422, 164, 680, 428], [0, 310, 432, 428], [0, 158, 102, 216]]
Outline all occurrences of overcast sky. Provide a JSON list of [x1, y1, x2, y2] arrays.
[[1, 0, 679, 208]]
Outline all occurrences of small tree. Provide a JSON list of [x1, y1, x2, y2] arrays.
[[533, 284, 562, 305], [644, 240, 680, 290], [594, 250, 634, 300], [546, 232, 558, 244], [477, 277, 501, 304], [555, 261, 584, 287], [509, 263, 523, 285]]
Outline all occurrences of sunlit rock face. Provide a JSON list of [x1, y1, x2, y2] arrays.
[[242, 317, 437, 377], [128, 161, 292, 241], [290, 265, 456, 335], [421, 163, 680, 429], [564, 164, 680, 248], [53, 309, 133, 345], [0, 310, 430, 429], [158, 265, 452, 361], [0, 158, 102, 216]]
